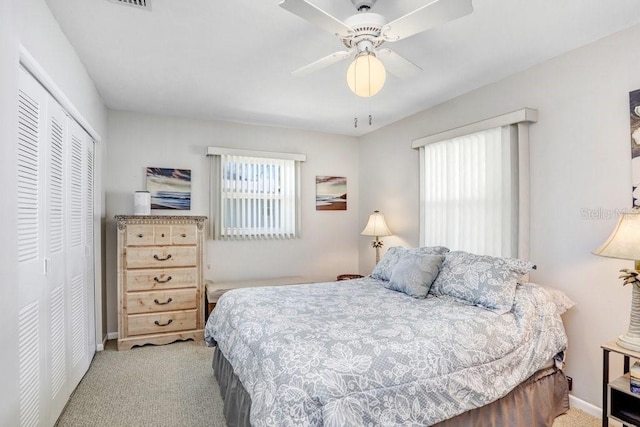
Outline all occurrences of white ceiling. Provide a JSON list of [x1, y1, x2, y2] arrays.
[[44, 0, 640, 137]]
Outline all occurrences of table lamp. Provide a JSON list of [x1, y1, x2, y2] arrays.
[[361, 210, 392, 264], [593, 209, 640, 351]]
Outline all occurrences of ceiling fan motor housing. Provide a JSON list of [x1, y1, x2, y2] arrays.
[[342, 13, 386, 49]]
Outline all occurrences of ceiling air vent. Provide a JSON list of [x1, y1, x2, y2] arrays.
[[107, 0, 151, 11]]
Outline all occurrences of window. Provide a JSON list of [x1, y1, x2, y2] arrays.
[[207, 147, 306, 240], [412, 108, 537, 259]]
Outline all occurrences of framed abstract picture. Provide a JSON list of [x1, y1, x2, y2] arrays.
[[316, 176, 347, 211], [146, 167, 191, 210], [631, 90, 640, 207]]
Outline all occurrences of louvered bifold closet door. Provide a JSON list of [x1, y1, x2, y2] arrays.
[[44, 96, 71, 424], [66, 119, 94, 391], [17, 67, 96, 427], [84, 132, 96, 357], [17, 66, 48, 427]]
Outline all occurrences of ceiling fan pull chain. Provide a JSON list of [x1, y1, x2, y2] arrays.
[[369, 114, 372, 126], [354, 117, 358, 128]]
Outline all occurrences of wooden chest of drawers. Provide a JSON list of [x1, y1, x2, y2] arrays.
[[116, 215, 207, 350]]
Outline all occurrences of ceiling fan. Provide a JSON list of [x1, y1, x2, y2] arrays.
[[279, 0, 473, 97]]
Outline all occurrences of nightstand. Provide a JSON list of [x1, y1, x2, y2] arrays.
[[336, 274, 364, 281], [602, 340, 640, 427]]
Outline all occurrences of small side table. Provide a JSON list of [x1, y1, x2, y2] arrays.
[[601, 340, 640, 427], [337, 274, 364, 281]]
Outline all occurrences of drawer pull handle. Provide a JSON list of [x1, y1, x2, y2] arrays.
[[181, 233, 186, 238], [137, 234, 144, 238], [153, 254, 172, 261], [154, 319, 173, 327], [154, 298, 173, 305], [161, 233, 165, 237], [153, 276, 173, 283]]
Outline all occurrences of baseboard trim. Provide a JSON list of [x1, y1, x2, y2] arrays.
[[96, 333, 110, 351], [96, 333, 118, 351], [569, 394, 601, 419]]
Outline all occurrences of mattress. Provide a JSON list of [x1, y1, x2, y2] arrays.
[[205, 277, 569, 426]]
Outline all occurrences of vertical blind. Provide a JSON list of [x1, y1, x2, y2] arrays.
[[208, 148, 305, 240], [420, 125, 519, 257]]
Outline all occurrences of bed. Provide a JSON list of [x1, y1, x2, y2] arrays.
[[205, 248, 572, 426]]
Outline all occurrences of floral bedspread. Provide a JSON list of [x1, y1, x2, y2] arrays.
[[204, 277, 567, 426]]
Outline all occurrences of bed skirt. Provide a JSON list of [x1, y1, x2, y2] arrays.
[[212, 346, 569, 427]]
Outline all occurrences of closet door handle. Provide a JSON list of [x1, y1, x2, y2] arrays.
[[153, 254, 172, 261], [153, 276, 172, 283], [154, 319, 173, 327], [154, 298, 173, 305]]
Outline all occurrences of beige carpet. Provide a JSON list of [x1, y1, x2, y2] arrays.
[[56, 340, 599, 426], [552, 408, 600, 427], [55, 340, 227, 427]]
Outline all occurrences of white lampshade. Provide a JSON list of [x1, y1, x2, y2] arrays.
[[593, 210, 640, 260], [346, 53, 386, 98], [593, 209, 640, 352], [361, 210, 392, 237]]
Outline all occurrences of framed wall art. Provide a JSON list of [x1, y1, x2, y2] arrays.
[[316, 176, 346, 211], [631, 90, 640, 206], [146, 167, 191, 210]]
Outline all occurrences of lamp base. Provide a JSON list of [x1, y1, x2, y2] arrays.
[[618, 281, 640, 352], [371, 236, 383, 264], [618, 334, 640, 352]]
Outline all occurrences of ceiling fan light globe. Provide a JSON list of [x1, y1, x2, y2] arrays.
[[346, 54, 386, 97]]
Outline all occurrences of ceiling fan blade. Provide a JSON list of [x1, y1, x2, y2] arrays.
[[383, 0, 473, 41], [292, 51, 352, 76], [279, 0, 352, 37], [377, 48, 422, 79]]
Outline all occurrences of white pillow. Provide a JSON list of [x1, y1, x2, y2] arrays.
[[538, 285, 576, 315]]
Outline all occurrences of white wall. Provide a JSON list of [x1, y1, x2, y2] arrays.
[[0, 0, 107, 423], [359, 23, 640, 407], [19, 0, 107, 133], [104, 111, 360, 334]]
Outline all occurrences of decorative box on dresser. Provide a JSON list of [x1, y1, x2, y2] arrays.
[[116, 215, 207, 351]]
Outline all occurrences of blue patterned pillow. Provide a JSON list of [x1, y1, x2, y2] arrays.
[[371, 246, 449, 281], [371, 247, 405, 281], [430, 251, 535, 314], [385, 254, 444, 298]]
